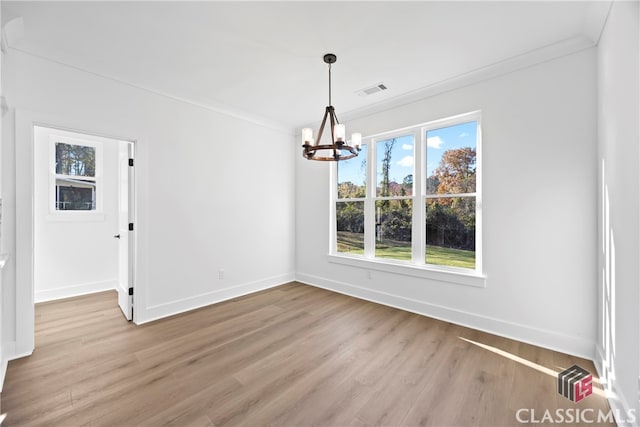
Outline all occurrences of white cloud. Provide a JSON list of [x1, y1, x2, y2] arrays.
[[402, 143, 413, 151], [427, 136, 444, 149], [397, 155, 414, 168], [459, 132, 469, 138]]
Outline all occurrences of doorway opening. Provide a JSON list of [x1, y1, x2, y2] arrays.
[[33, 125, 135, 321]]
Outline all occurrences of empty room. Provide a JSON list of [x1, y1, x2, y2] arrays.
[[0, 1, 638, 426]]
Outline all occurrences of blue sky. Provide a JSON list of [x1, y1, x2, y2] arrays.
[[426, 121, 477, 177], [377, 134, 415, 185], [337, 121, 477, 187], [338, 144, 367, 187]]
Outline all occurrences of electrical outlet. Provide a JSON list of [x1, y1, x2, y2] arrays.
[[218, 269, 225, 280]]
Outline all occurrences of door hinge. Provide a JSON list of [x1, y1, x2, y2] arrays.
[[129, 223, 134, 231], [128, 287, 134, 296], [129, 158, 134, 167]]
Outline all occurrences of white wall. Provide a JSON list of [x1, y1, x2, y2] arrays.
[[296, 48, 598, 358], [1, 49, 296, 358], [33, 126, 120, 302], [596, 1, 640, 425], [0, 0, 5, 391]]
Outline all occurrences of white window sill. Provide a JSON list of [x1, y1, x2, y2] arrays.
[[327, 253, 486, 288]]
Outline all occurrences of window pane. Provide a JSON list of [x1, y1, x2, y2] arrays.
[[376, 135, 414, 197], [337, 144, 367, 199], [426, 121, 476, 195], [375, 199, 412, 260], [56, 182, 96, 210], [426, 197, 475, 269], [55, 142, 96, 177], [336, 201, 364, 254]]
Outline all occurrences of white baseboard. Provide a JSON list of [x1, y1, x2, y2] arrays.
[[138, 273, 296, 325], [296, 273, 596, 360], [594, 345, 639, 427], [34, 279, 118, 303]]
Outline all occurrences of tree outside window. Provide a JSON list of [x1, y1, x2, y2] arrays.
[[53, 141, 99, 211], [333, 112, 481, 272]]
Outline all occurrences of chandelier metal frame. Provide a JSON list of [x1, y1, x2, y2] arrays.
[[302, 54, 361, 162]]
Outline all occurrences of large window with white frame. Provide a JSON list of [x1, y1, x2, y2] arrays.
[[333, 111, 481, 275]]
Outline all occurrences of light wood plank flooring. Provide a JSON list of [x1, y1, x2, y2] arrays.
[[2, 282, 613, 426]]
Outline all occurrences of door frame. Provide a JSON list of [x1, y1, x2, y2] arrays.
[[15, 109, 138, 357], [117, 140, 135, 320]]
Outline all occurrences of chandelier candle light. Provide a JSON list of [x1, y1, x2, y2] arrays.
[[302, 53, 361, 161]]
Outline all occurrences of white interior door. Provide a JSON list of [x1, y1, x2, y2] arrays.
[[117, 142, 133, 320]]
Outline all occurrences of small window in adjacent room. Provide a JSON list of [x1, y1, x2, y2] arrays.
[[50, 136, 102, 213]]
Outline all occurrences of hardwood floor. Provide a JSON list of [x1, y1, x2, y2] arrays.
[[2, 283, 614, 426]]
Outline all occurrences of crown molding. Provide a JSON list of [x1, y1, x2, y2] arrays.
[[321, 35, 596, 130], [1, 17, 24, 54], [582, 0, 614, 45], [10, 47, 293, 135]]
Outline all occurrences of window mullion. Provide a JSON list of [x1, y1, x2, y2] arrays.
[[330, 161, 337, 254], [364, 140, 376, 258], [425, 192, 476, 199], [412, 130, 424, 264]]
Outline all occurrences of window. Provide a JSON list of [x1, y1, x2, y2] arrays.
[[425, 121, 477, 269], [375, 135, 414, 260], [332, 111, 482, 278], [336, 144, 366, 255], [50, 135, 102, 213]]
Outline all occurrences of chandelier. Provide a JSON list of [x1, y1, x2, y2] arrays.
[[301, 53, 361, 161]]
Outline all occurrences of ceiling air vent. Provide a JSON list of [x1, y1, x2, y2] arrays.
[[355, 82, 388, 97]]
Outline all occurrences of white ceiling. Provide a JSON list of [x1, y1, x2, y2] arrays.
[[2, 1, 608, 130]]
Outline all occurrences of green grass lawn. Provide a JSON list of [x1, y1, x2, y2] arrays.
[[425, 245, 475, 269], [337, 231, 475, 269]]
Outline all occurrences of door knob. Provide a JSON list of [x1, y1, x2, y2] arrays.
[[114, 234, 121, 239]]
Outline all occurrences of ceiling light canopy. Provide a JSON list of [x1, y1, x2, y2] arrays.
[[302, 54, 361, 162]]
